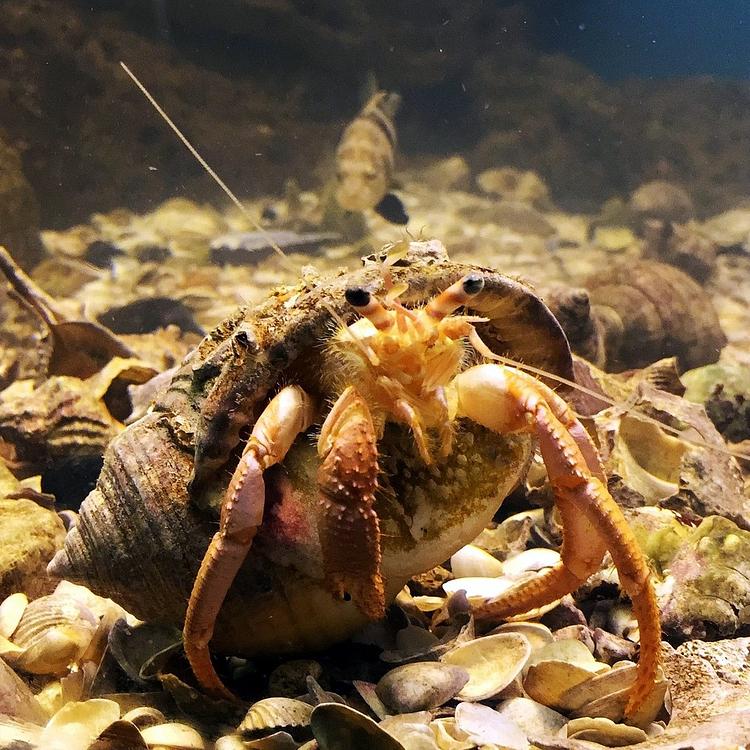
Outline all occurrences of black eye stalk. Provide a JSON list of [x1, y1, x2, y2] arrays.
[[345, 287, 372, 308], [462, 273, 484, 296]]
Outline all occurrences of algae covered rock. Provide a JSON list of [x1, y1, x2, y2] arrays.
[[0, 496, 65, 600]]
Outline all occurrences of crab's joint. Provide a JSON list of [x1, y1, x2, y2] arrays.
[[425, 273, 485, 320], [317, 386, 385, 619]]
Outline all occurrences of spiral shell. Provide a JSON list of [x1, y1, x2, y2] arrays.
[[586, 259, 726, 372]]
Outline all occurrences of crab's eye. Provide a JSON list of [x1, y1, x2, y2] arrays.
[[345, 287, 371, 308], [462, 273, 484, 296]]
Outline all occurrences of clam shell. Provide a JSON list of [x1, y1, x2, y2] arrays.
[[0, 593, 28, 638], [216, 732, 299, 749], [0, 654, 48, 724], [121, 707, 167, 729], [310, 703, 405, 750], [566, 716, 649, 745], [442, 576, 515, 601], [140, 722, 205, 749], [501, 548, 560, 578], [526, 639, 601, 670], [440, 633, 531, 701], [494, 696, 567, 736], [40, 698, 121, 750], [450, 545, 504, 578], [523, 660, 600, 709], [488, 622, 553, 651], [375, 663, 470, 713], [454, 702, 527, 750], [239, 698, 313, 734]]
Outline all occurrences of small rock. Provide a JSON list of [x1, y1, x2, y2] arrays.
[[629, 180, 694, 223], [0, 499, 66, 600], [422, 156, 471, 192], [593, 627, 636, 664], [268, 660, 323, 698]]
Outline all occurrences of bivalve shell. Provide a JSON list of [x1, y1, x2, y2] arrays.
[[450, 545, 504, 578], [39, 698, 121, 750], [523, 660, 600, 709], [494, 696, 567, 736], [454, 702, 527, 750], [440, 633, 531, 701], [566, 716, 649, 746], [501, 548, 561, 578], [310, 703, 405, 750], [239, 698, 313, 734], [140, 722, 205, 749], [0, 593, 28, 638], [375, 663, 470, 713], [488, 622, 553, 652]]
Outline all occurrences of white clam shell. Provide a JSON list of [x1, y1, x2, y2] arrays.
[[495, 696, 567, 736], [440, 633, 531, 701], [526, 638, 602, 670], [488, 622, 553, 652], [454, 702, 527, 750], [0, 593, 28, 639], [140, 722, 206, 749], [450, 545, 504, 578], [442, 576, 516, 601], [501, 548, 560, 579]]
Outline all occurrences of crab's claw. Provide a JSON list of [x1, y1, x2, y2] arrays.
[[450, 364, 661, 719], [317, 386, 384, 619]]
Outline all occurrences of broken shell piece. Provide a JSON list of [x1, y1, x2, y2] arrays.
[[454, 702, 527, 750], [501, 548, 561, 579], [378, 712, 438, 749], [310, 703, 405, 750], [450, 545, 504, 578], [238, 698, 313, 734], [140, 722, 206, 749], [440, 633, 531, 701], [39, 698, 121, 750], [566, 716, 649, 746], [0, 592, 28, 638], [375, 663, 470, 713], [558, 662, 640, 713]]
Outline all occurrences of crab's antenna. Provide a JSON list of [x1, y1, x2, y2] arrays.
[[119, 61, 296, 272], [472, 337, 750, 462]]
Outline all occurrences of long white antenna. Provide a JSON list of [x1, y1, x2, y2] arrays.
[[120, 61, 294, 269]]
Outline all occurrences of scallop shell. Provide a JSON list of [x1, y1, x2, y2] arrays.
[[238, 698, 313, 734], [5, 594, 98, 675], [440, 633, 531, 701]]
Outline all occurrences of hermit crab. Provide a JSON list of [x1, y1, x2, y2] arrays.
[[49, 240, 660, 717]]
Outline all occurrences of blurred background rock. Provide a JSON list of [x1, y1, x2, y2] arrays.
[[1, 0, 749, 263]]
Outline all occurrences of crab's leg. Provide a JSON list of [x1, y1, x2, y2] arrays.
[[451, 364, 660, 718], [184, 385, 316, 700], [317, 385, 384, 620]]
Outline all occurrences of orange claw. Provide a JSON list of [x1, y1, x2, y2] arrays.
[[317, 385, 384, 620], [184, 385, 316, 700], [452, 364, 661, 719]]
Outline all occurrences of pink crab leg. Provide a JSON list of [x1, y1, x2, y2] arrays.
[[317, 385, 384, 620], [451, 364, 661, 718], [184, 385, 316, 700]]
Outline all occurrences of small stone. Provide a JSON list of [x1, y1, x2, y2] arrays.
[[376, 663, 469, 713], [268, 660, 323, 698], [593, 627, 636, 664]]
